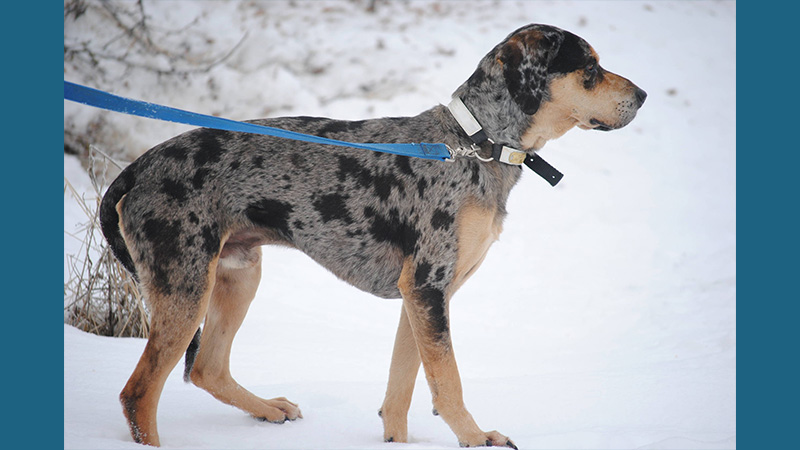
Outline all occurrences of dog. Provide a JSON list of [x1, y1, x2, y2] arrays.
[[99, 23, 645, 447]]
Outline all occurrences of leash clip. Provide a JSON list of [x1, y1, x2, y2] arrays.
[[445, 142, 493, 163]]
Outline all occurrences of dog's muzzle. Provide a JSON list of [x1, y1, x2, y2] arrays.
[[591, 87, 647, 132]]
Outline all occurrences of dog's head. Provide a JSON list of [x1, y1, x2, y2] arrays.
[[455, 24, 646, 151]]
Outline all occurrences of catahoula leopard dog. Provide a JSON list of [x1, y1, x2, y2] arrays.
[[100, 23, 646, 447]]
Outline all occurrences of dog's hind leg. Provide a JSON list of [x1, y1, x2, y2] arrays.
[[119, 264, 216, 447], [379, 304, 421, 442], [188, 246, 302, 423]]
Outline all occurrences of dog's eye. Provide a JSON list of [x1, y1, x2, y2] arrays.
[[585, 65, 597, 76]]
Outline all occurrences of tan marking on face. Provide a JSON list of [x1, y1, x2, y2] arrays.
[[520, 76, 581, 150], [521, 66, 642, 151]]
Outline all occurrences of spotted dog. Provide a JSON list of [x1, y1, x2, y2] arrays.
[[100, 23, 645, 447]]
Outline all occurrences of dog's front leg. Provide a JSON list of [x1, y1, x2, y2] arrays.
[[396, 257, 516, 449]]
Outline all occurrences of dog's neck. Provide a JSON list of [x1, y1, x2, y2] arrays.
[[446, 97, 528, 165], [451, 62, 534, 151], [445, 97, 564, 186]]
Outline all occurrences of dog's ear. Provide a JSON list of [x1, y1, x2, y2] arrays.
[[499, 31, 562, 116]]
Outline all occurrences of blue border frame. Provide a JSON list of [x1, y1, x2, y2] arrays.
[[45, 1, 797, 448], [737, 1, 794, 449], [7, 3, 63, 449]]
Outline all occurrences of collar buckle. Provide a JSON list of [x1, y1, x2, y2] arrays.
[[491, 144, 527, 165]]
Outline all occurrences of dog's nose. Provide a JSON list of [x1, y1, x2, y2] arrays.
[[635, 87, 647, 107]]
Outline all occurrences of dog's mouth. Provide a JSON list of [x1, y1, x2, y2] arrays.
[[588, 118, 612, 131], [576, 118, 613, 131], [584, 108, 640, 131]]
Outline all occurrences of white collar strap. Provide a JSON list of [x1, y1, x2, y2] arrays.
[[447, 96, 488, 144], [446, 96, 564, 186]]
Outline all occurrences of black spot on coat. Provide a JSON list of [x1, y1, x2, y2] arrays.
[[193, 130, 226, 166], [431, 209, 454, 231], [313, 193, 353, 224], [373, 172, 404, 202], [142, 218, 183, 295], [161, 178, 188, 203], [162, 145, 188, 161], [318, 121, 349, 137], [316, 119, 368, 138], [417, 178, 428, 199], [395, 155, 414, 176], [290, 153, 308, 171], [252, 155, 265, 169], [245, 199, 294, 239], [337, 156, 373, 188], [415, 261, 432, 287], [419, 287, 448, 340], [470, 164, 480, 185], [200, 224, 220, 256], [192, 168, 212, 190], [364, 207, 419, 256]]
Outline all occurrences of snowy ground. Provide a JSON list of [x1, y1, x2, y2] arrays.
[[64, 1, 736, 449]]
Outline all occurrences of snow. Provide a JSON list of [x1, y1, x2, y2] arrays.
[[64, 1, 736, 449]]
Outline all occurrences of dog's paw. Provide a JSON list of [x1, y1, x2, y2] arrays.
[[252, 397, 302, 423], [459, 430, 517, 449], [379, 407, 409, 443]]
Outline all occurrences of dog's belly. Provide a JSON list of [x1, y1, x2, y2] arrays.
[[293, 230, 405, 299], [218, 224, 405, 298]]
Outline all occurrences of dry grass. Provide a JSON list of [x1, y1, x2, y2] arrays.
[[64, 148, 149, 338]]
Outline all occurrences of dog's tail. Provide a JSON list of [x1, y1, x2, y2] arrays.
[[99, 162, 138, 278], [183, 327, 202, 382]]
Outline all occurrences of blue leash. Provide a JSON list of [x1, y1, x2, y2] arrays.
[[64, 81, 451, 161]]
